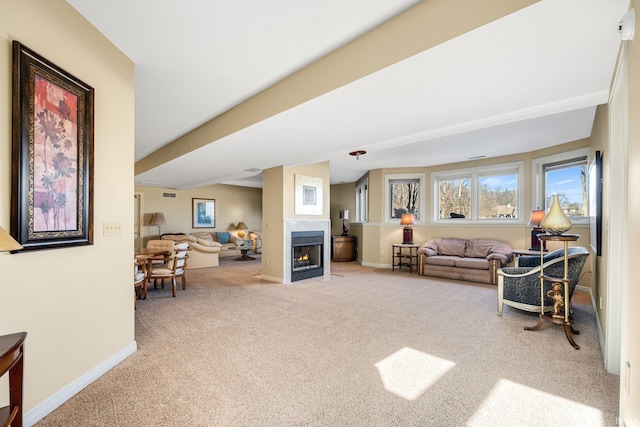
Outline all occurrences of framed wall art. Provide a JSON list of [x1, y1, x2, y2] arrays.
[[294, 174, 323, 215], [192, 198, 215, 228], [11, 41, 94, 251], [589, 150, 603, 256]]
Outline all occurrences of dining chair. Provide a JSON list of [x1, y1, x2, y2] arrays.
[[134, 257, 147, 306], [147, 242, 189, 297]]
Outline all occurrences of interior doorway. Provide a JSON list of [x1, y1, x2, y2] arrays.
[[134, 193, 144, 249]]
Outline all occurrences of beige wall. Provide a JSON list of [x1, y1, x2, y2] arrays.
[[359, 140, 592, 288], [624, 2, 640, 423], [0, 0, 134, 420], [329, 183, 356, 237], [134, 184, 262, 246]]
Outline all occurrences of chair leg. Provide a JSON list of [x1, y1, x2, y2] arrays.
[[181, 275, 186, 290], [171, 278, 176, 297]]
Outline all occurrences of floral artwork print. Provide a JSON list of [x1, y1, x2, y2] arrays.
[[32, 74, 78, 232]]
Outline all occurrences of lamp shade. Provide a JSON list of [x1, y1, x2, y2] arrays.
[[540, 195, 572, 235], [150, 212, 166, 226], [0, 226, 22, 252], [400, 213, 416, 226], [527, 209, 546, 227], [235, 221, 248, 231], [339, 209, 349, 220]]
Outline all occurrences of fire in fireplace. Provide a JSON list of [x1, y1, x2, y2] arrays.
[[291, 231, 324, 282]]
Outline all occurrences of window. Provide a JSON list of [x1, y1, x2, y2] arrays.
[[532, 148, 589, 223], [438, 176, 470, 219], [355, 177, 368, 223], [385, 173, 426, 221], [478, 171, 517, 219], [432, 162, 523, 222]]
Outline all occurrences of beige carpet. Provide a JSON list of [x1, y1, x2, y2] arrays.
[[36, 257, 619, 426]]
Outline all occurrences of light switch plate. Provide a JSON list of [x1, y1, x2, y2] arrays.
[[103, 221, 122, 236]]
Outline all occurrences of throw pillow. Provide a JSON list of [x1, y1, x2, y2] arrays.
[[216, 232, 231, 243]]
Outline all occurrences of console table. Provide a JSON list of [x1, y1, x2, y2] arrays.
[[0, 332, 27, 427], [525, 234, 580, 350], [391, 243, 419, 273]]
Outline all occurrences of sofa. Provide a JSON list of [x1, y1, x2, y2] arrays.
[[417, 238, 513, 285], [198, 232, 245, 258], [161, 233, 221, 269], [162, 231, 246, 264]]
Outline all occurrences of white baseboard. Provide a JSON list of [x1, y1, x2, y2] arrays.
[[575, 285, 606, 356], [24, 341, 137, 427]]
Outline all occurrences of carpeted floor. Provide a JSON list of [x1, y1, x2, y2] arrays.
[[36, 257, 620, 426]]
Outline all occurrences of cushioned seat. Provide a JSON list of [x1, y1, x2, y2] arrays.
[[497, 247, 589, 316]]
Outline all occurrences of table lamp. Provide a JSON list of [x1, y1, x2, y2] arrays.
[[235, 221, 248, 238], [0, 226, 22, 253], [339, 210, 349, 236], [400, 213, 416, 244], [150, 212, 166, 237], [527, 209, 546, 251]]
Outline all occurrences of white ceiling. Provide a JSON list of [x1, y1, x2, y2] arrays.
[[66, 0, 629, 189]]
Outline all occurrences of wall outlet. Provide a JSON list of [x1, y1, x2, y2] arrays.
[[103, 221, 122, 236]]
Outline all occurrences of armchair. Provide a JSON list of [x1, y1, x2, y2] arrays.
[[497, 247, 589, 316]]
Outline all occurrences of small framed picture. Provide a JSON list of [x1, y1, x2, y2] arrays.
[[192, 198, 215, 228], [295, 175, 323, 215]]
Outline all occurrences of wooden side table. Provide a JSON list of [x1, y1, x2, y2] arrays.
[[524, 234, 580, 349], [332, 236, 355, 261], [391, 243, 419, 273], [0, 332, 27, 427]]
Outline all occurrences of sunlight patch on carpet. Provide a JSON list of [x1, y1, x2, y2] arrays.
[[375, 347, 455, 401], [466, 379, 604, 427]]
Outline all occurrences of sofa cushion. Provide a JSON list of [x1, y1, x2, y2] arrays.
[[465, 239, 494, 258], [454, 257, 490, 270], [424, 256, 457, 267], [437, 238, 466, 257]]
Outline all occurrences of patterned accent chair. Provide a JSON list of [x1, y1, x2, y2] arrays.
[[497, 247, 589, 316]]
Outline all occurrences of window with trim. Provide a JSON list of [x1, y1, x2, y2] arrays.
[[355, 177, 368, 223], [532, 148, 589, 223], [432, 162, 523, 221], [385, 173, 426, 221]]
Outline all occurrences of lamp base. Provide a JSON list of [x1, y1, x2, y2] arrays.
[[402, 227, 413, 245], [529, 228, 547, 251], [342, 220, 349, 237]]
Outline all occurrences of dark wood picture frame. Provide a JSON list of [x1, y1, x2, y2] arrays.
[[589, 150, 603, 256], [11, 41, 94, 251], [192, 198, 215, 228]]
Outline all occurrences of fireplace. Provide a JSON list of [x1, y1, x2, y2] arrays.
[[291, 231, 324, 282]]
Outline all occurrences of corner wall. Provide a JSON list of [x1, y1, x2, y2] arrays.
[[0, 1, 135, 423]]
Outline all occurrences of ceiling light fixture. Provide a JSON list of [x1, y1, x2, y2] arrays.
[[349, 150, 366, 160]]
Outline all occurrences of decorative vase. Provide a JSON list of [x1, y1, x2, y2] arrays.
[[540, 194, 572, 235]]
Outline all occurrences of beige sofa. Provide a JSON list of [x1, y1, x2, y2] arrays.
[[161, 233, 221, 269], [197, 232, 245, 258], [417, 238, 513, 285]]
